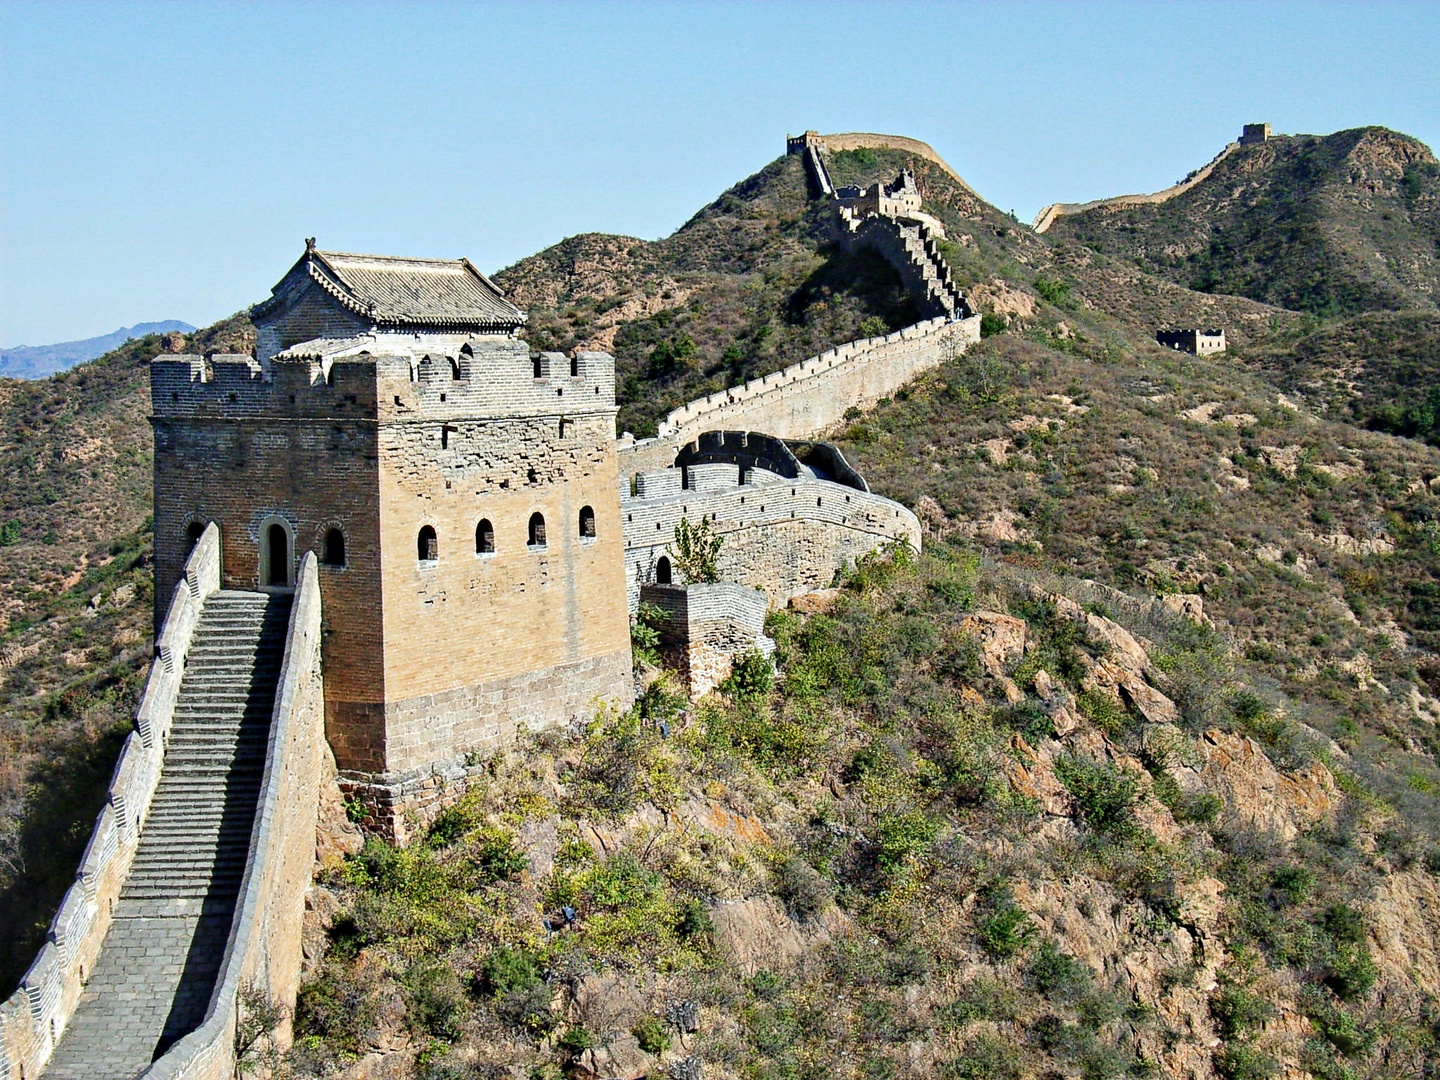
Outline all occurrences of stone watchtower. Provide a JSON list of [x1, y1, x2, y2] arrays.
[[151, 243, 633, 833]]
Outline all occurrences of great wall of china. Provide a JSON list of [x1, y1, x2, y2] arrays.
[[1031, 124, 1272, 233], [6, 133, 982, 1079]]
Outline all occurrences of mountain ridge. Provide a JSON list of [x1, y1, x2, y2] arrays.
[[0, 320, 196, 380]]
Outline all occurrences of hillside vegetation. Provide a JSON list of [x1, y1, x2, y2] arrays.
[[1047, 127, 1440, 318]]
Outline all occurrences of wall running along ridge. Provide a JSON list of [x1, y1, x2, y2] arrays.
[[0, 527, 221, 1078], [1031, 140, 1241, 234], [792, 131, 978, 194], [619, 317, 979, 477], [138, 553, 325, 1080]]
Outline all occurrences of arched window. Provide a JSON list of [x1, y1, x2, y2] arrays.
[[185, 521, 205, 554], [265, 523, 290, 586], [323, 528, 346, 567], [655, 555, 672, 584], [579, 505, 596, 539], [475, 519, 495, 554], [528, 512, 547, 549], [418, 525, 438, 562]]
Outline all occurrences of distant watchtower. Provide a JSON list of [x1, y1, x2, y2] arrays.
[[1239, 123, 1272, 145], [151, 244, 633, 834]]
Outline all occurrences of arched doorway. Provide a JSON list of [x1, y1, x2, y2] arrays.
[[655, 555, 672, 584], [265, 523, 290, 586]]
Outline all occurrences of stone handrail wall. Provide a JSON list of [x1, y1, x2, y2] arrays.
[[655, 316, 975, 445], [141, 553, 325, 1080], [1032, 141, 1240, 233], [0, 525, 221, 1078], [817, 132, 977, 194]]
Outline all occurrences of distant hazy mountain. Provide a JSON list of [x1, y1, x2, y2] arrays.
[[0, 320, 196, 379]]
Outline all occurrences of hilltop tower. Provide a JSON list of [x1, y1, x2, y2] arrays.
[[150, 244, 633, 832]]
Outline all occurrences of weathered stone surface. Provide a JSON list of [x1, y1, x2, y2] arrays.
[[788, 588, 843, 615], [1185, 730, 1339, 841], [960, 610, 1027, 675]]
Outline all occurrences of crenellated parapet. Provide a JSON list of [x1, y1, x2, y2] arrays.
[[151, 338, 615, 424]]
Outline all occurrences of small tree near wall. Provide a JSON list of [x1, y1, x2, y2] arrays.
[[671, 516, 722, 584]]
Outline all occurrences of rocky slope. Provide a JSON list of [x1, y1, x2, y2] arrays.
[[294, 547, 1437, 1080]]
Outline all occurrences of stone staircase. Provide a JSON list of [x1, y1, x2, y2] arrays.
[[42, 591, 291, 1079], [841, 212, 969, 320]]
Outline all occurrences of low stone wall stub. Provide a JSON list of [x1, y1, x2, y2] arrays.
[[640, 582, 774, 699]]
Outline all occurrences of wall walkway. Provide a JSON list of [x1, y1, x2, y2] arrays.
[[1031, 140, 1240, 233]]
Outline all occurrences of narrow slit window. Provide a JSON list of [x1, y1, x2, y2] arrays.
[[323, 529, 346, 567]]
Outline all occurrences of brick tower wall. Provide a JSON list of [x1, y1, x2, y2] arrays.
[[151, 354, 388, 769], [365, 343, 632, 821], [151, 341, 634, 830]]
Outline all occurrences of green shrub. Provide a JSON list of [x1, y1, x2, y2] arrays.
[[941, 1033, 1022, 1080], [471, 827, 528, 882], [979, 313, 1008, 338], [977, 901, 1036, 960], [1076, 687, 1131, 736], [722, 648, 774, 700], [556, 1025, 594, 1061], [1214, 1044, 1277, 1080], [480, 947, 541, 997], [293, 963, 382, 1055], [1028, 941, 1093, 1000], [1054, 755, 1142, 838], [402, 960, 466, 1038], [1307, 998, 1373, 1057], [1322, 944, 1377, 1001], [1034, 276, 1074, 308], [1270, 864, 1315, 905], [859, 316, 890, 337], [632, 1015, 673, 1055], [1210, 984, 1275, 1039], [631, 602, 665, 668], [426, 794, 483, 847], [672, 515, 722, 584], [875, 811, 940, 875], [941, 977, 1020, 1027]]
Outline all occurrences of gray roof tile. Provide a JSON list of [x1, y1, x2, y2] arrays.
[[256, 246, 525, 330]]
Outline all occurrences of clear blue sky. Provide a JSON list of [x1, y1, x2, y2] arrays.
[[3, 1, 1437, 346]]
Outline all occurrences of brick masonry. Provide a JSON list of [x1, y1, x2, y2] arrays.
[[151, 336, 633, 833], [640, 582, 774, 698]]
